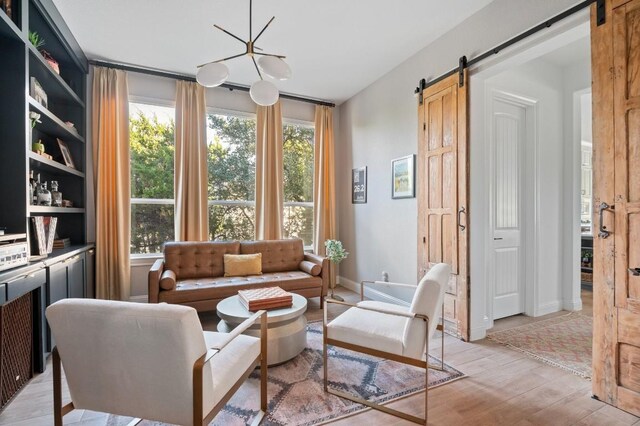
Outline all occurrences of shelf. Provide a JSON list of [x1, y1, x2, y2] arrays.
[[28, 151, 84, 178], [29, 206, 85, 214], [0, 9, 22, 42], [28, 44, 84, 107], [29, 97, 84, 143]]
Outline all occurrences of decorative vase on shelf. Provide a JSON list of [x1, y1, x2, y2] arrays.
[[37, 182, 51, 206], [50, 181, 62, 207], [325, 239, 349, 301], [32, 139, 45, 156]]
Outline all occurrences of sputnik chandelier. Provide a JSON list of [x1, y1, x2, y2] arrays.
[[196, 0, 291, 106]]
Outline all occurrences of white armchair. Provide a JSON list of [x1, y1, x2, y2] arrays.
[[46, 299, 267, 426], [323, 263, 451, 425]]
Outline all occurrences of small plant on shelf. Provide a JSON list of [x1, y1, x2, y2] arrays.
[[29, 111, 41, 128], [28, 31, 46, 50]]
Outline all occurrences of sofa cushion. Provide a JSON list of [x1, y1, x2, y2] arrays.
[[164, 241, 240, 280], [224, 254, 262, 277], [159, 270, 177, 291], [240, 239, 304, 273], [299, 260, 321, 276], [158, 271, 321, 304]]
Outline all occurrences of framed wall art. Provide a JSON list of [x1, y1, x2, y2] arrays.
[[391, 154, 415, 199], [352, 166, 367, 204]]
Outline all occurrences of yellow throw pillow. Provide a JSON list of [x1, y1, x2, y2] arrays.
[[224, 253, 262, 277]]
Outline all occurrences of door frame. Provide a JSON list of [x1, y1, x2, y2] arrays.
[[485, 89, 538, 327], [467, 13, 590, 340]]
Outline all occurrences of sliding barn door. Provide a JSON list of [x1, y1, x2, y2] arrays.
[[592, 0, 640, 415], [417, 73, 469, 340]]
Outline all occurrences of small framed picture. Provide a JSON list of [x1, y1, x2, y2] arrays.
[[391, 154, 415, 199], [30, 77, 48, 109], [352, 166, 367, 204], [57, 139, 75, 169]]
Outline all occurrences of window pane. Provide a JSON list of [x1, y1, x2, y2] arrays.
[[207, 114, 257, 239], [283, 204, 314, 247], [283, 123, 314, 246], [283, 123, 314, 203], [131, 203, 175, 254], [130, 102, 175, 253], [209, 204, 255, 241]]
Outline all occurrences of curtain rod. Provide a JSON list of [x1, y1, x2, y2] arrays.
[[89, 60, 336, 108], [414, 0, 601, 95]]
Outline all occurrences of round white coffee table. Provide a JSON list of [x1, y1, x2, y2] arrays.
[[216, 293, 308, 366]]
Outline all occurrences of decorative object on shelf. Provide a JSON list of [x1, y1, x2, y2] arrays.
[[61, 199, 73, 208], [391, 154, 416, 199], [325, 239, 349, 301], [56, 138, 75, 168], [41, 50, 60, 74], [28, 30, 45, 50], [64, 121, 75, 129], [29, 111, 41, 129], [29, 171, 35, 206], [30, 216, 57, 256], [195, 0, 290, 106], [53, 237, 70, 249], [31, 172, 39, 205], [30, 77, 48, 108], [50, 181, 62, 207], [32, 139, 45, 156], [352, 166, 367, 204], [0, 0, 11, 19], [36, 181, 52, 206]]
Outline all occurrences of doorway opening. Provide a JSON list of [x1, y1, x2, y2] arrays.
[[469, 11, 593, 346]]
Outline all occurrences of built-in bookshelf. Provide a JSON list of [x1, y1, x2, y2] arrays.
[[0, 0, 89, 250]]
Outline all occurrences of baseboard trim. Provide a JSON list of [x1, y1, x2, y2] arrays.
[[470, 324, 487, 341], [563, 298, 583, 311], [338, 276, 411, 307], [129, 295, 148, 303], [536, 300, 562, 316]]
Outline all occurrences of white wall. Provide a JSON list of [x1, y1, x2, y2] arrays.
[[336, 0, 581, 301], [122, 71, 317, 299]]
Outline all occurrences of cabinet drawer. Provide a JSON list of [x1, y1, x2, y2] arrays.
[[6, 269, 46, 302]]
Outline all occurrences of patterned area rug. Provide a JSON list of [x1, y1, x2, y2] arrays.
[[487, 312, 592, 379], [135, 322, 464, 426]]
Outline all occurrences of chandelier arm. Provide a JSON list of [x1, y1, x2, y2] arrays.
[[254, 52, 286, 59], [213, 24, 247, 45], [197, 52, 247, 68], [253, 16, 275, 44], [252, 56, 263, 80]]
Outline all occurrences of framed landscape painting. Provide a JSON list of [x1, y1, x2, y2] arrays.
[[352, 166, 367, 204], [391, 154, 415, 199]]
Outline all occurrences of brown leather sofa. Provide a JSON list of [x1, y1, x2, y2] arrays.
[[148, 238, 328, 312]]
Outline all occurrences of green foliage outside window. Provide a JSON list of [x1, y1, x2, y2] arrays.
[[130, 107, 315, 254]]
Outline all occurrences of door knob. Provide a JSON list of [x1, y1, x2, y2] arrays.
[[630, 268, 640, 277]]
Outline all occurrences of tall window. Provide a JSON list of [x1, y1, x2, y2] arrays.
[[207, 113, 257, 240], [283, 122, 314, 247], [129, 102, 175, 254]]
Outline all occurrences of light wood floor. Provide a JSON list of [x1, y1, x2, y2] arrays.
[[0, 287, 636, 426]]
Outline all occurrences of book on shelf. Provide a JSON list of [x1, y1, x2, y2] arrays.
[[238, 286, 293, 311], [53, 237, 70, 249]]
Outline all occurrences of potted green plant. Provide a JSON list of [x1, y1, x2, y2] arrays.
[[325, 239, 349, 301]]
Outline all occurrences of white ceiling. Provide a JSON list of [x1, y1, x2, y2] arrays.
[[53, 0, 493, 104], [540, 36, 591, 68]]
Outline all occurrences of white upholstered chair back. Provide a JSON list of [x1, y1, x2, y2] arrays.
[[402, 263, 451, 359], [46, 299, 213, 426]]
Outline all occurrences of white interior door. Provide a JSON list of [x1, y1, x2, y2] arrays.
[[491, 97, 526, 320]]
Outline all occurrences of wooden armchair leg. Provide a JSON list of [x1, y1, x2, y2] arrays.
[[260, 313, 268, 412], [53, 347, 63, 426]]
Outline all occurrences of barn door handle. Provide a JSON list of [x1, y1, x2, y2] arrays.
[[457, 206, 466, 231], [598, 202, 614, 239], [630, 268, 640, 276]]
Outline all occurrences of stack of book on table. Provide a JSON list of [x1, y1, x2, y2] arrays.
[[238, 287, 293, 311]]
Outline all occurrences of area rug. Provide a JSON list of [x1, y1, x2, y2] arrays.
[[134, 322, 464, 426], [487, 312, 592, 379]]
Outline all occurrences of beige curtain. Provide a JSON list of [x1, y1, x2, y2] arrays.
[[313, 105, 336, 256], [92, 67, 130, 301], [255, 101, 283, 240], [174, 81, 209, 241]]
